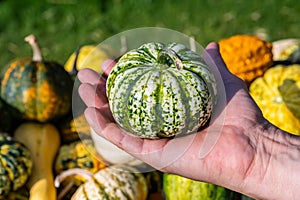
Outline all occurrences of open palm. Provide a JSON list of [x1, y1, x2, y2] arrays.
[[78, 42, 270, 196]]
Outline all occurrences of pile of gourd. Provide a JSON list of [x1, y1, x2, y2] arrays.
[[0, 33, 299, 200], [0, 35, 152, 200]]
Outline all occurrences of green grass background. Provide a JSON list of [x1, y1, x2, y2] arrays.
[[0, 0, 299, 68]]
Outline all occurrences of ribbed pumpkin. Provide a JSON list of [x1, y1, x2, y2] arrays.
[[163, 173, 236, 200], [250, 64, 300, 135], [0, 34, 73, 122], [55, 165, 148, 200], [0, 133, 32, 197], [106, 42, 217, 139]]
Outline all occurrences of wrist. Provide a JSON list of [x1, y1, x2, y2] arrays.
[[242, 120, 300, 199]]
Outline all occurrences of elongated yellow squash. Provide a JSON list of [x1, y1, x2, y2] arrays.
[[14, 122, 60, 200]]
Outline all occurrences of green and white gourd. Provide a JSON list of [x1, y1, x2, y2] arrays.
[[106, 42, 217, 139], [64, 165, 148, 200]]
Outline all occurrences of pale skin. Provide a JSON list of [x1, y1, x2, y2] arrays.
[[78, 42, 300, 200]]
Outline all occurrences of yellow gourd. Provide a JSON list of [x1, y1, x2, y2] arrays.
[[14, 122, 61, 200], [250, 64, 300, 135], [64, 45, 110, 74]]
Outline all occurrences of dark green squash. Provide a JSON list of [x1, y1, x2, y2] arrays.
[[0, 35, 73, 122]]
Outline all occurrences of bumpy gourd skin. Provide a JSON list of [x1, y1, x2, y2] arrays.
[[106, 42, 217, 139], [0, 133, 32, 197], [219, 34, 273, 86]]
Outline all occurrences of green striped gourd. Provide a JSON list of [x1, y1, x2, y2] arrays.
[[0, 133, 32, 197], [0, 35, 73, 122], [163, 173, 235, 200], [54, 139, 106, 185], [106, 42, 217, 139], [56, 165, 148, 200]]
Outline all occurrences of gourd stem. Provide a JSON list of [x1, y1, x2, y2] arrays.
[[54, 168, 94, 188], [24, 34, 43, 62], [158, 48, 183, 70]]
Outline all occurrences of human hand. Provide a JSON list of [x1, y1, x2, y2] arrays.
[[78, 42, 299, 199]]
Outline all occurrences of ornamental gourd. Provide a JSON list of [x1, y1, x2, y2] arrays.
[[106, 42, 217, 139], [64, 45, 110, 76], [219, 34, 273, 86], [0, 34, 73, 122], [0, 133, 32, 197], [55, 165, 148, 200], [250, 64, 300, 135], [54, 139, 107, 185], [14, 122, 61, 200], [163, 173, 236, 200]]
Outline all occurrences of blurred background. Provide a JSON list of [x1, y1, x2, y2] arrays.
[[0, 0, 299, 68]]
